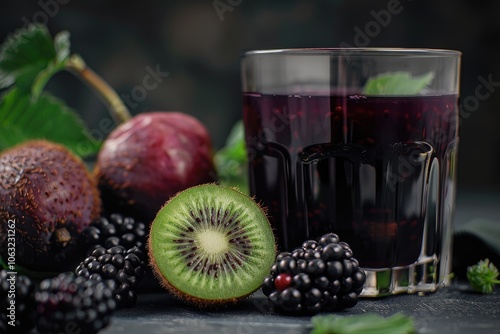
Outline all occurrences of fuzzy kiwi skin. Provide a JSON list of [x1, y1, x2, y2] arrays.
[[0, 140, 101, 272], [94, 112, 217, 225], [148, 184, 277, 308], [148, 258, 241, 308]]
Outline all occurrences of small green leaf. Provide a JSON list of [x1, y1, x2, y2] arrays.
[[54, 31, 71, 63], [31, 30, 72, 99], [215, 120, 249, 194], [0, 24, 59, 91], [220, 120, 247, 161], [0, 87, 100, 158], [0, 25, 72, 98], [363, 71, 435, 96], [311, 313, 416, 334]]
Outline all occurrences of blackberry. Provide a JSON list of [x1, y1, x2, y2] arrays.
[[81, 214, 147, 255], [35, 272, 115, 334], [75, 246, 146, 308], [262, 233, 366, 314], [0, 270, 36, 333]]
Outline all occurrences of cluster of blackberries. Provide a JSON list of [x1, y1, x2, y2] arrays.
[[36, 273, 116, 334], [81, 214, 147, 255], [0, 213, 148, 333], [0, 270, 116, 334], [262, 233, 366, 314], [0, 270, 36, 333], [76, 245, 146, 307]]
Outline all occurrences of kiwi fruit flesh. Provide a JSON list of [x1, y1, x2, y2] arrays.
[[148, 184, 276, 307]]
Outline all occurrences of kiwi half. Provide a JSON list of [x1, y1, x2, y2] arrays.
[[148, 184, 276, 307]]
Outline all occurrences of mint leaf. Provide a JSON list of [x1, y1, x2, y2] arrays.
[[0, 24, 62, 92], [215, 120, 249, 194], [311, 313, 416, 334], [0, 88, 100, 158], [363, 71, 435, 96], [0, 24, 72, 98], [31, 30, 72, 99]]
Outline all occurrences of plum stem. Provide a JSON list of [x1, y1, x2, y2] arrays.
[[66, 54, 132, 124]]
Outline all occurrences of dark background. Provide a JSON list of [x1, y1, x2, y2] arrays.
[[1, 0, 500, 196]]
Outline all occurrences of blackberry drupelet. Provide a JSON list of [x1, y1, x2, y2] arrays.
[[262, 233, 366, 314], [75, 246, 146, 308], [35, 272, 116, 334], [81, 214, 147, 255], [0, 270, 36, 333]]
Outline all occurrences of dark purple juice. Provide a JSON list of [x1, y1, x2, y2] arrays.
[[243, 93, 458, 269]]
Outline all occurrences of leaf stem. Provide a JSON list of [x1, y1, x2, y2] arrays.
[[66, 54, 131, 124]]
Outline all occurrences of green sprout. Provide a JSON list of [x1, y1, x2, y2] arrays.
[[467, 259, 500, 294]]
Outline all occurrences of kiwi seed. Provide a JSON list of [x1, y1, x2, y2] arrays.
[[148, 184, 276, 307]]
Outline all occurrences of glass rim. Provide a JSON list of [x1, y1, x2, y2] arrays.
[[241, 47, 461, 58]]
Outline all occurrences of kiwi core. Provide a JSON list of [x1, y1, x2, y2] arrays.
[[197, 230, 228, 255]]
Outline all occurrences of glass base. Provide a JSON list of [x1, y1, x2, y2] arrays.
[[360, 256, 450, 297]]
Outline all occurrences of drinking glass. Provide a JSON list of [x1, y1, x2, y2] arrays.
[[241, 48, 461, 296]]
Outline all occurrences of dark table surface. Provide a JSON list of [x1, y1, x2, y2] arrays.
[[100, 191, 500, 334], [104, 285, 500, 334]]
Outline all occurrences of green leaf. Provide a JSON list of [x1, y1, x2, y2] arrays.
[[310, 313, 416, 334], [54, 30, 71, 63], [0, 87, 100, 158], [215, 120, 249, 194], [362, 71, 435, 96], [455, 218, 500, 258], [220, 120, 247, 161], [31, 31, 72, 99], [0, 24, 55, 91], [0, 24, 71, 95]]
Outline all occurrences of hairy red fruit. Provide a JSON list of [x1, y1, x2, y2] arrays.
[[0, 140, 101, 272]]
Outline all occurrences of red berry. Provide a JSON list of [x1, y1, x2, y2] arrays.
[[275, 273, 292, 291]]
